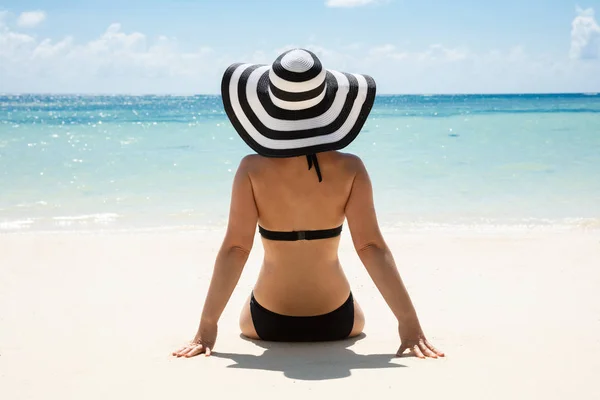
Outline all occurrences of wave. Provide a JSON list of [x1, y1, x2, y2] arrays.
[[2, 216, 599, 234], [0, 218, 35, 230], [52, 213, 120, 226], [1, 213, 122, 231]]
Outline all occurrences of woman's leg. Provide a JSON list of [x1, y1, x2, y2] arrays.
[[239, 294, 260, 339], [349, 297, 365, 337]]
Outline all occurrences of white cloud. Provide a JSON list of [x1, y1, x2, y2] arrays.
[[0, 30, 36, 57], [0, 20, 599, 94], [86, 23, 147, 53], [17, 10, 46, 28], [570, 7, 600, 59], [351, 43, 598, 94], [368, 43, 467, 63], [0, 22, 219, 93], [369, 44, 407, 60], [421, 44, 468, 61], [32, 37, 74, 59], [239, 42, 599, 94], [325, 0, 381, 8]]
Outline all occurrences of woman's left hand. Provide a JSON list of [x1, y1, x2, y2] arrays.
[[396, 322, 445, 359], [172, 340, 212, 358], [172, 322, 218, 358]]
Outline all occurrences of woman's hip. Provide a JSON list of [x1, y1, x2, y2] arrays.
[[249, 291, 355, 342]]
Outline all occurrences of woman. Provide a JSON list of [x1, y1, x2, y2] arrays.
[[173, 49, 444, 359]]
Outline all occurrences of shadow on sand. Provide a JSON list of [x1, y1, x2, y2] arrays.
[[212, 333, 406, 381]]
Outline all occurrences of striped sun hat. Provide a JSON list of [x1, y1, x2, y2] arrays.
[[221, 48, 376, 158]]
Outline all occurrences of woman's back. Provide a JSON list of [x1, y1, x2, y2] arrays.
[[250, 151, 355, 233], [246, 151, 361, 316]]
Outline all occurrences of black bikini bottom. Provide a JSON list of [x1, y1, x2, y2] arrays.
[[249, 292, 355, 342]]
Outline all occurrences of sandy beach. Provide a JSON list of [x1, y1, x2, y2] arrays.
[[1, 227, 599, 399]]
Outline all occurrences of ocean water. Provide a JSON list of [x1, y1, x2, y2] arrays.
[[1, 94, 599, 232]]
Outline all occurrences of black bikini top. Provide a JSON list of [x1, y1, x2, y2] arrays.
[[258, 224, 343, 241]]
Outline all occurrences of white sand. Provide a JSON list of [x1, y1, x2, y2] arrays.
[[1, 227, 599, 399]]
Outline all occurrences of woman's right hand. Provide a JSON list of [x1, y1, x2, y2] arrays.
[[396, 320, 444, 359], [172, 321, 218, 358]]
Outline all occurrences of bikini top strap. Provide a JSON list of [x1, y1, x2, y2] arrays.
[[306, 154, 322, 182]]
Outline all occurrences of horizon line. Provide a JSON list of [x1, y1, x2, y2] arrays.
[[1, 91, 598, 97]]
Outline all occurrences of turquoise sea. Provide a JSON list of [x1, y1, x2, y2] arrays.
[[1, 94, 599, 232]]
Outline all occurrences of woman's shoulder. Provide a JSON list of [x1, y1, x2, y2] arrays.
[[237, 154, 262, 170], [331, 151, 367, 173], [333, 151, 363, 162]]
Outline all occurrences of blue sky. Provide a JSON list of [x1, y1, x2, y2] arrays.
[[1, 0, 600, 93]]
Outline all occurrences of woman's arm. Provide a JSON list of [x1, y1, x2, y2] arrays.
[[344, 156, 444, 359], [173, 156, 258, 358], [200, 156, 258, 325]]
